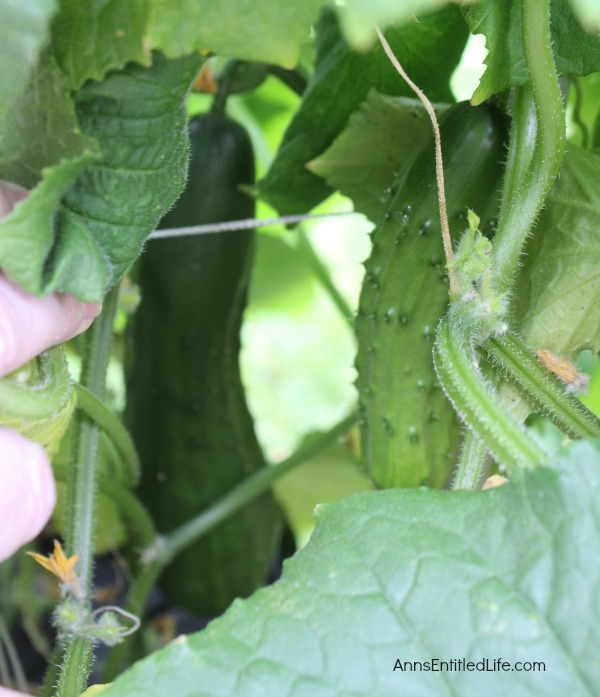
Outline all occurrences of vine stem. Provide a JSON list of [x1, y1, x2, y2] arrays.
[[492, 0, 565, 295], [433, 312, 546, 472], [374, 25, 458, 296], [452, 428, 488, 491], [103, 411, 357, 680], [43, 286, 120, 697]]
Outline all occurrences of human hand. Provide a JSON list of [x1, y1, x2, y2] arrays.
[[0, 180, 101, 563]]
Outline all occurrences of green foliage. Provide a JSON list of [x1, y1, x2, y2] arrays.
[[99, 441, 600, 697], [259, 5, 468, 214], [0, 52, 200, 301], [309, 92, 448, 222], [465, 0, 600, 104], [147, 0, 326, 68], [338, 0, 455, 50], [513, 144, 600, 357], [0, 0, 57, 107], [52, 0, 150, 89], [2, 1, 600, 694]]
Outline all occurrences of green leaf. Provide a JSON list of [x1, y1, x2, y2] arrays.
[[0, 0, 58, 108], [513, 144, 600, 357], [0, 51, 200, 301], [147, 0, 325, 68], [338, 0, 453, 51], [309, 92, 448, 221], [465, 0, 600, 104], [259, 6, 468, 215], [51, 0, 151, 89], [101, 440, 600, 696], [0, 51, 96, 189]]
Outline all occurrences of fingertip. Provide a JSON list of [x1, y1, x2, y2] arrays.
[[0, 180, 28, 217], [0, 429, 56, 562]]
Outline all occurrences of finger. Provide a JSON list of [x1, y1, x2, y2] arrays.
[[0, 686, 31, 697], [0, 274, 102, 377], [0, 428, 56, 562], [0, 180, 28, 217]]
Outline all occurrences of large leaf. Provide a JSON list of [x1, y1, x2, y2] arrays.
[[0, 52, 200, 301], [465, 0, 600, 104], [147, 0, 326, 69], [259, 6, 468, 215], [309, 92, 448, 222], [0, 0, 57, 108], [99, 440, 600, 696], [51, 0, 151, 89], [512, 144, 600, 357], [51, 0, 323, 89], [0, 51, 97, 189]]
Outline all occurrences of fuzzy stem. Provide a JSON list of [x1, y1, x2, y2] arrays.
[[53, 638, 93, 697], [47, 286, 120, 697], [74, 384, 140, 487], [452, 430, 488, 490], [483, 333, 600, 440], [433, 313, 546, 471], [492, 0, 565, 295]]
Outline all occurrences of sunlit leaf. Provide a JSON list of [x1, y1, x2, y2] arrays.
[[0, 0, 57, 108], [465, 0, 600, 104], [309, 91, 448, 221], [147, 0, 326, 68], [259, 6, 467, 215]]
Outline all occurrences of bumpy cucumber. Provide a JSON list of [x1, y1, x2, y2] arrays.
[[356, 102, 507, 489], [126, 109, 281, 614]]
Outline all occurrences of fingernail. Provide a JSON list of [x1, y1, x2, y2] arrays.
[[77, 302, 102, 333]]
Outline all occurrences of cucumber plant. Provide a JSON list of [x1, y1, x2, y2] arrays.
[[1, 1, 600, 696]]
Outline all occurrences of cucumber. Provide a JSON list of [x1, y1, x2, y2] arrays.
[[356, 102, 507, 489], [125, 108, 282, 614]]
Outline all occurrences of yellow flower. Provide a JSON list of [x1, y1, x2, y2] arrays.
[[27, 540, 80, 583]]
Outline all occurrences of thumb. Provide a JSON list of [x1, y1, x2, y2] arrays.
[[0, 428, 56, 562]]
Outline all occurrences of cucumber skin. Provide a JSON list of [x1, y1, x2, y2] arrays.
[[126, 111, 281, 614], [356, 102, 507, 489]]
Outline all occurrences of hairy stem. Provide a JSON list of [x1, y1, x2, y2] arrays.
[[452, 430, 488, 491], [46, 286, 120, 697], [433, 313, 546, 471], [492, 0, 565, 295], [74, 384, 140, 487], [483, 333, 600, 440]]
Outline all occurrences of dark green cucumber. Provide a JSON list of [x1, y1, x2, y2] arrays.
[[356, 102, 507, 489], [126, 109, 281, 614]]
